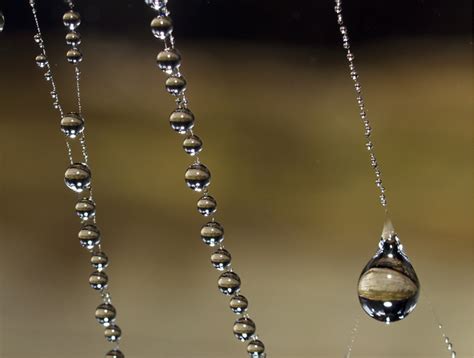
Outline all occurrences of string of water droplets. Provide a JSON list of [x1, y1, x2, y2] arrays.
[[144, 0, 266, 357], [28, 1, 124, 357], [344, 317, 360, 358], [334, 1, 461, 356], [427, 296, 458, 358], [333, 0, 388, 211]]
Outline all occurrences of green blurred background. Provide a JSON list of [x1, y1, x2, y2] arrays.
[[0, 1, 472, 357]]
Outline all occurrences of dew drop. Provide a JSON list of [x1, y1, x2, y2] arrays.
[[357, 218, 420, 323]]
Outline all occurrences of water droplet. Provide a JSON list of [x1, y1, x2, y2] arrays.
[[197, 194, 217, 216], [247, 339, 266, 357], [211, 248, 232, 270], [104, 324, 121, 342], [75, 197, 96, 220], [233, 317, 256, 341], [95, 303, 116, 326], [169, 108, 194, 134], [63, 10, 81, 31], [61, 112, 84, 138], [89, 270, 108, 290], [200, 221, 224, 246], [357, 218, 420, 323], [156, 48, 181, 74], [184, 163, 210, 192], [44, 71, 52, 81], [78, 224, 101, 249], [91, 251, 108, 270], [182, 134, 203, 156], [165, 75, 186, 96], [65, 162, 91, 193], [35, 54, 47, 68], [105, 349, 125, 358], [34, 34, 42, 44], [218, 271, 241, 295], [150, 16, 173, 40], [65, 31, 81, 46], [66, 48, 83, 64], [230, 294, 248, 314]]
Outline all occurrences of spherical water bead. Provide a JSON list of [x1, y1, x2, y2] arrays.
[[34, 34, 42, 44], [218, 271, 241, 295], [145, 0, 168, 11], [89, 270, 108, 290], [91, 251, 109, 270], [60, 112, 84, 138], [230, 295, 248, 314], [35, 54, 47, 68], [233, 317, 256, 341], [201, 221, 224, 246], [44, 71, 52, 81], [184, 163, 210, 192], [247, 339, 265, 357], [78, 224, 101, 249], [95, 303, 116, 326], [75, 197, 96, 220], [105, 349, 125, 358], [169, 108, 194, 133], [65, 31, 81, 46], [150, 16, 173, 40], [66, 48, 83, 64], [65, 163, 91, 192], [156, 48, 181, 74], [182, 134, 202, 156], [165, 75, 186, 96], [211, 248, 232, 270], [63, 11, 81, 30], [197, 195, 217, 216], [104, 324, 122, 342]]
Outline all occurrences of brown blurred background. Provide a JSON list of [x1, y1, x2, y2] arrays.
[[0, 1, 472, 357]]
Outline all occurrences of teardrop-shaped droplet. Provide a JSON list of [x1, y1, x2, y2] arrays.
[[357, 218, 420, 324]]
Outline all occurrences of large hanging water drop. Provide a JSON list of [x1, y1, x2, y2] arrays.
[[357, 218, 420, 324]]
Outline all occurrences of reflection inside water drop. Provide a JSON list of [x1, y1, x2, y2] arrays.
[[357, 220, 420, 323]]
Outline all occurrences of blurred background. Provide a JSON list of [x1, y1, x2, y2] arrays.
[[0, 0, 472, 357]]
